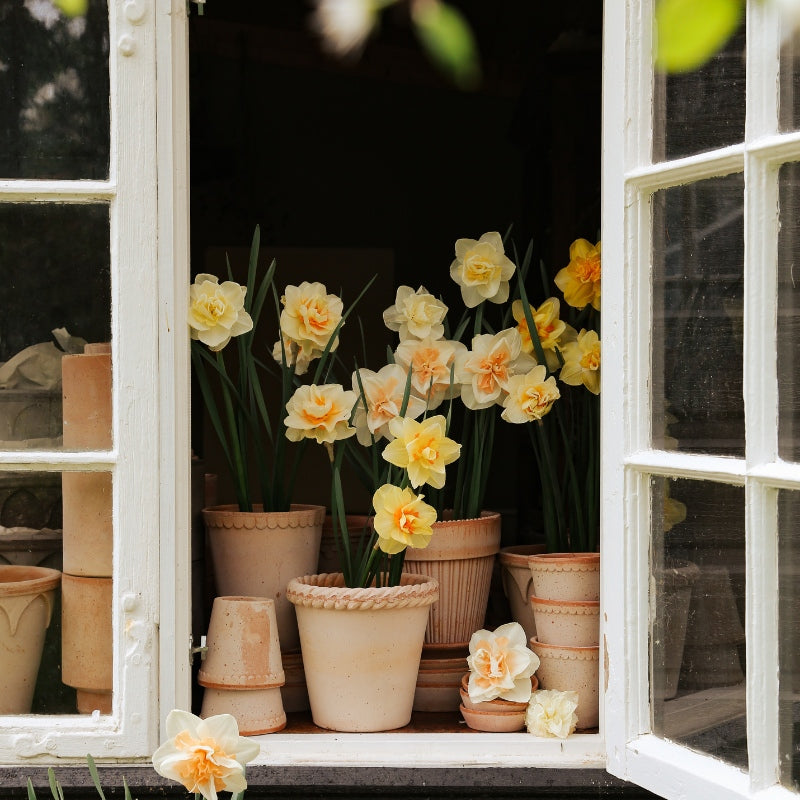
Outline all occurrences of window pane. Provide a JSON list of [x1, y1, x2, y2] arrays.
[[0, 203, 111, 451], [651, 477, 747, 771], [0, 470, 112, 715], [779, 490, 800, 790], [651, 175, 744, 456], [780, 28, 800, 132], [0, 0, 109, 180], [778, 162, 800, 462], [653, 24, 745, 161]]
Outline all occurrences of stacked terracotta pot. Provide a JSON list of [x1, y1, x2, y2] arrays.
[[527, 553, 600, 730], [61, 343, 113, 714], [199, 596, 286, 734]]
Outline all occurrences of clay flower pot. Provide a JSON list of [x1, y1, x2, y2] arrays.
[[459, 673, 539, 712], [403, 511, 501, 644], [0, 565, 61, 714], [203, 504, 325, 651], [498, 544, 546, 641], [528, 552, 600, 602], [201, 686, 286, 735], [529, 595, 600, 647], [460, 703, 527, 732], [287, 572, 439, 732]]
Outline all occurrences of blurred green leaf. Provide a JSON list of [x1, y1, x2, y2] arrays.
[[411, 0, 480, 89], [54, 0, 90, 17], [655, 0, 744, 73]]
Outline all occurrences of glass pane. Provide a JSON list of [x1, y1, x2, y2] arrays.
[[780, 26, 800, 132], [779, 490, 800, 790], [651, 476, 747, 771], [653, 23, 745, 161], [0, 0, 109, 179], [779, 162, 800, 462], [651, 175, 745, 456], [0, 470, 112, 715], [0, 203, 111, 450]]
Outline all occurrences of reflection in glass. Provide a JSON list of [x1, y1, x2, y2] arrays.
[[0, 470, 112, 715], [0, 203, 111, 451], [780, 28, 800, 132], [778, 163, 800, 462], [651, 477, 747, 771], [778, 491, 800, 790], [651, 175, 744, 456], [0, 0, 109, 180], [653, 25, 745, 161]]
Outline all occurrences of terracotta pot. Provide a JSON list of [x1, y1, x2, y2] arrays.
[[403, 511, 501, 644], [0, 565, 61, 714], [459, 672, 538, 712], [287, 572, 439, 732], [498, 544, 546, 641], [201, 686, 286, 735], [61, 574, 112, 714], [199, 596, 284, 689], [528, 552, 600, 602], [530, 636, 599, 730], [203, 504, 325, 652], [61, 471, 112, 577], [61, 345, 112, 450], [317, 514, 372, 575], [460, 703, 527, 732], [529, 595, 600, 647]]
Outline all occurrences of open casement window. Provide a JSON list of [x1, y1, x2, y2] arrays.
[[604, 1, 800, 797], [0, 0, 190, 760]]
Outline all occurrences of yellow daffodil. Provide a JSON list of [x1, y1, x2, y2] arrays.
[[383, 285, 448, 341], [271, 336, 316, 376], [372, 483, 437, 554], [467, 622, 540, 703], [559, 329, 601, 395], [351, 364, 427, 446], [279, 281, 343, 359], [450, 231, 517, 308], [525, 690, 579, 738], [382, 414, 460, 489], [454, 329, 535, 410], [394, 335, 466, 410], [151, 710, 259, 800], [501, 366, 560, 423], [189, 274, 253, 352], [284, 383, 357, 444], [554, 238, 601, 311], [512, 297, 568, 371]]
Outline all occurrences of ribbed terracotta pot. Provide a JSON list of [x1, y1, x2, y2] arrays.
[[0, 565, 61, 714], [498, 544, 546, 641], [530, 636, 599, 730], [529, 595, 600, 647], [287, 572, 439, 732], [203, 504, 325, 652], [528, 552, 600, 602], [403, 511, 501, 644]]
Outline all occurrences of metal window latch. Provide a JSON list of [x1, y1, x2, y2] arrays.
[[190, 634, 208, 662]]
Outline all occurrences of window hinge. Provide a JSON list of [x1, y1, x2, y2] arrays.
[[190, 634, 208, 663]]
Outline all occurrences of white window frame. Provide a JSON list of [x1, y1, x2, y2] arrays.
[[603, 2, 800, 798]]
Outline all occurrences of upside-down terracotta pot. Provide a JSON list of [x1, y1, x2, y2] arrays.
[[528, 552, 600, 602], [203, 504, 325, 652], [201, 686, 286, 735], [498, 544, 546, 641], [0, 565, 61, 714], [287, 572, 439, 732], [529, 595, 600, 647], [403, 511, 501, 644]]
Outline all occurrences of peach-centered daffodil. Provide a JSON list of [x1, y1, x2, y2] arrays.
[[382, 414, 460, 489], [554, 238, 601, 311], [559, 329, 601, 395], [450, 231, 516, 308], [279, 281, 343, 359], [525, 690, 579, 738], [271, 336, 317, 376], [351, 364, 427, 446], [151, 710, 259, 800], [372, 483, 437, 555], [394, 336, 466, 410], [512, 297, 571, 371], [467, 622, 540, 703], [454, 329, 535, 410], [284, 383, 357, 444], [500, 366, 561, 424], [383, 285, 448, 341], [189, 274, 253, 352]]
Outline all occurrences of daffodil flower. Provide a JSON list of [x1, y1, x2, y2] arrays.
[[383, 285, 448, 341], [151, 710, 259, 800], [559, 329, 601, 395], [284, 383, 357, 444], [382, 414, 460, 489], [449, 231, 516, 308], [525, 690, 579, 738], [500, 366, 560, 424], [394, 335, 466, 410], [271, 336, 317, 376], [310, 0, 381, 57], [467, 622, 539, 703], [189, 274, 253, 352], [554, 238, 601, 311], [372, 483, 437, 554], [512, 297, 569, 372], [280, 281, 343, 359]]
